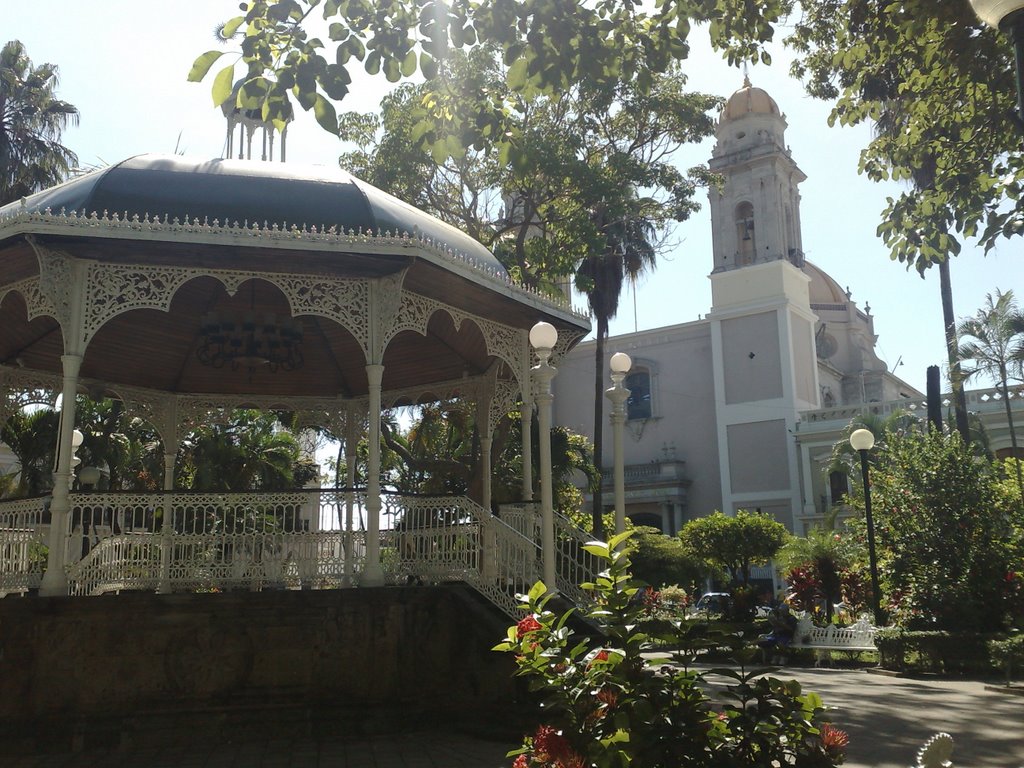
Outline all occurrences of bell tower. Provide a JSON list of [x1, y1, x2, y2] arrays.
[[706, 78, 820, 532], [708, 76, 806, 273]]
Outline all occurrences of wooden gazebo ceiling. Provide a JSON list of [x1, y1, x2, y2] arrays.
[[0, 258, 516, 399]]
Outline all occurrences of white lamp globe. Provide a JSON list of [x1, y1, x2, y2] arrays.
[[71, 429, 84, 449], [609, 352, 632, 374], [529, 321, 558, 350], [969, 0, 1024, 29], [849, 428, 876, 452]]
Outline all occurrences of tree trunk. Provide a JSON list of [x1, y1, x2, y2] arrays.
[[939, 257, 970, 444], [591, 321, 607, 538]]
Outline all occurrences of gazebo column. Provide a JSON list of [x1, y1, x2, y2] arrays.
[[363, 364, 385, 586], [40, 354, 82, 596], [157, 444, 178, 593], [521, 348, 534, 502], [529, 323, 558, 593], [343, 412, 357, 587]]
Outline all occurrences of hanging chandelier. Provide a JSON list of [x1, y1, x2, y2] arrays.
[[196, 311, 304, 373]]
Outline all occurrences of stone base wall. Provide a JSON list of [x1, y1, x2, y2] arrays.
[[0, 586, 519, 753]]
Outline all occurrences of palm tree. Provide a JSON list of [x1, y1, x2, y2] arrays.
[[576, 213, 657, 538], [957, 289, 1024, 502], [872, 102, 971, 444], [178, 410, 300, 491], [0, 408, 58, 496], [0, 40, 79, 205]]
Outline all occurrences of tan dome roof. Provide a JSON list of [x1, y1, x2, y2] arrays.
[[803, 261, 848, 305], [720, 76, 781, 123]]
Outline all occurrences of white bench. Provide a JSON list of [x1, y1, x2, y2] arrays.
[[791, 616, 877, 665]]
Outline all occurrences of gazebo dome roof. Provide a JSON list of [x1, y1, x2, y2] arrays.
[[7, 154, 505, 274]]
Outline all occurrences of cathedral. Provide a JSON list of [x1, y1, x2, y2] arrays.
[[551, 79, 921, 535]]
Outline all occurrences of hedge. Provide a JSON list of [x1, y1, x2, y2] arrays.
[[988, 633, 1024, 685], [875, 629, 1002, 675]]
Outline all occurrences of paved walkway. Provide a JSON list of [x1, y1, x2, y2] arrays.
[[703, 666, 1024, 767], [8, 668, 1023, 767]]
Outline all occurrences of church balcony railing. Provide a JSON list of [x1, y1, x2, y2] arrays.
[[797, 384, 1024, 434]]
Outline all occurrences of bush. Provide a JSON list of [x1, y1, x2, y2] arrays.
[[494, 532, 848, 768], [988, 633, 1024, 685], [627, 526, 704, 591], [875, 629, 999, 675]]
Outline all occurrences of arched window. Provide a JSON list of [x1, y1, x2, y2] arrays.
[[625, 368, 652, 421], [734, 202, 756, 265]]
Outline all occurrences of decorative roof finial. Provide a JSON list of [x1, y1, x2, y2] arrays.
[[742, 63, 751, 89]]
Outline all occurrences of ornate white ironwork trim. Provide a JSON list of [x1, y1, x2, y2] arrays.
[[1, 208, 588, 321], [0, 276, 58, 322]]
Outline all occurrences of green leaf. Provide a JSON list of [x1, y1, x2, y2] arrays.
[[527, 580, 547, 601], [313, 94, 340, 134], [401, 49, 417, 77], [507, 57, 529, 91], [211, 64, 236, 106], [188, 50, 226, 82], [221, 15, 245, 38]]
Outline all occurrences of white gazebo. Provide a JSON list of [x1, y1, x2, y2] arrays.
[[0, 155, 595, 615]]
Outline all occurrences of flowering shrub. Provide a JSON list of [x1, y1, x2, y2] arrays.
[[495, 532, 848, 768]]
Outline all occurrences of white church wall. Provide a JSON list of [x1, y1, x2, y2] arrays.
[[726, 419, 790, 493], [792, 315, 816, 403], [552, 321, 725, 519], [721, 312, 783, 403]]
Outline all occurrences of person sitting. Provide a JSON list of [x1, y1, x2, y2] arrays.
[[757, 603, 797, 665]]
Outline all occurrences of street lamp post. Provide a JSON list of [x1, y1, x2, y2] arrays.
[[530, 321, 559, 593], [969, 0, 1024, 129], [849, 428, 884, 626], [605, 352, 631, 537]]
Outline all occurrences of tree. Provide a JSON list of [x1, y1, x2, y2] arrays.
[[191, 0, 786, 154], [335, 49, 718, 535], [628, 525, 705, 591], [787, 3, 1024, 442], [577, 215, 658, 536], [177, 410, 309, 491], [0, 40, 79, 205], [380, 401, 597, 517], [788, 2, 1024, 268], [0, 407, 58, 496], [858, 429, 1016, 631], [958, 288, 1024, 503], [678, 510, 788, 586], [777, 527, 866, 622]]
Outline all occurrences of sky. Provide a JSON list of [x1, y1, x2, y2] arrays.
[[5, 0, 1021, 396]]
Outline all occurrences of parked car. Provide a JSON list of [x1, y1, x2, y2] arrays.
[[691, 592, 733, 617]]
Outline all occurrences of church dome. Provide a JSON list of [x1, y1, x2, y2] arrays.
[[719, 76, 781, 123], [803, 260, 848, 306]]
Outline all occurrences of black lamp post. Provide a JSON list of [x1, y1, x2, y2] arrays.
[[970, 0, 1024, 129], [850, 428, 884, 626]]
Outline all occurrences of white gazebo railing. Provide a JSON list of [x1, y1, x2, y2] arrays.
[[0, 491, 601, 620], [0, 496, 50, 596]]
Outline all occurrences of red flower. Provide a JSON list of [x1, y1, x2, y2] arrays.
[[587, 649, 610, 669], [533, 725, 571, 763], [517, 615, 543, 639], [512, 755, 529, 768], [820, 723, 849, 756], [596, 687, 618, 708]]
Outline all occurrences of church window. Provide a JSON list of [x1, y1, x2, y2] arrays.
[[625, 369, 652, 421], [734, 202, 756, 265]]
